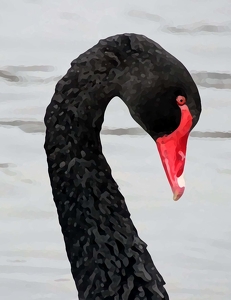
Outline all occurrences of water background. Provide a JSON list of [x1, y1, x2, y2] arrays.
[[1, 0, 231, 299]]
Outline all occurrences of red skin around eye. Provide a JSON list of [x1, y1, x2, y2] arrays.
[[176, 95, 186, 106], [156, 104, 192, 201]]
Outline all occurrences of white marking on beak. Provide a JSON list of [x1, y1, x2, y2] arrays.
[[177, 173, 185, 188]]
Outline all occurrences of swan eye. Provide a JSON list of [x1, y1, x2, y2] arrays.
[[176, 95, 186, 106]]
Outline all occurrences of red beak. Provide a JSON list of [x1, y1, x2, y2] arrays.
[[156, 105, 193, 201]]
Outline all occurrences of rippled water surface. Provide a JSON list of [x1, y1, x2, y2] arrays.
[[1, 0, 231, 299]]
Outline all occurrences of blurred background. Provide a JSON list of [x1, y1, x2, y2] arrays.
[[0, 0, 231, 299]]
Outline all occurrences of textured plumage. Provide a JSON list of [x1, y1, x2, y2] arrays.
[[44, 33, 201, 299]]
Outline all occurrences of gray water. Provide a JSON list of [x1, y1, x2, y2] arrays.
[[1, 0, 231, 299]]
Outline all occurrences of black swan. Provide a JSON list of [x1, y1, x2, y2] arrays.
[[44, 33, 201, 300]]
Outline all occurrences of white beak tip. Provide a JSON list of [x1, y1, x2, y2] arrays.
[[177, 173, 185, 188]]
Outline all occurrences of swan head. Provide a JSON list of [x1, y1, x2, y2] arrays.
[[126, 74, 201, 201]]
